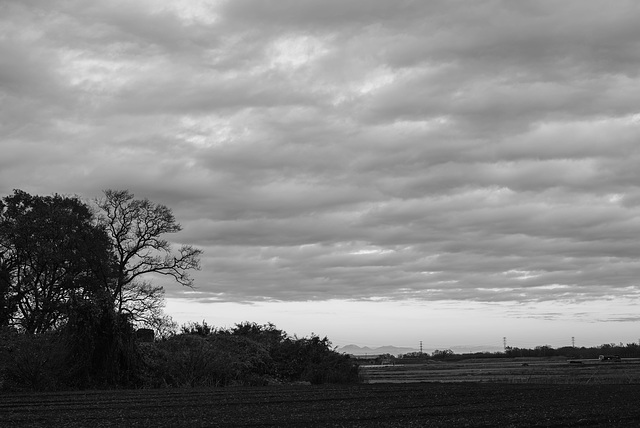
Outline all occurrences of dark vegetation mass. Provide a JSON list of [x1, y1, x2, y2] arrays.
[[0, 190, 358, 391], [393, 342, 640, 363]]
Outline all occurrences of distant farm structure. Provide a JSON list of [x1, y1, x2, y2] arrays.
[[599, 355, 621, 362]]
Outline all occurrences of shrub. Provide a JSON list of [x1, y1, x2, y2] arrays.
[[152, 335, 219, 387], [181, 320, 215, 336], [432, 349, 454, 360], [2, 331, 67, 391], [271, 335, 359, 384], [0, 326, 17, 389], [142, 334, 273, 387]]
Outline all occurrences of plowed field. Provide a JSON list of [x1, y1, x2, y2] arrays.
[[2, 382, 640, 427], [360, 358, 640, 384]]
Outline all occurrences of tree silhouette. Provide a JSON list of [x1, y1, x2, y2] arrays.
[[0, 190, 112, 333], [96, 190, 202, 316]]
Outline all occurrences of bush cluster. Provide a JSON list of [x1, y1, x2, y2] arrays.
[[0, 321, 360, 391], [139, 322, 359, 388]]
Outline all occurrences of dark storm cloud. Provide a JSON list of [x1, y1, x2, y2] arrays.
[[2, 0, 640, 305]]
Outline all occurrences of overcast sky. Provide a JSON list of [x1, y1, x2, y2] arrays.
[[2, 0, 640, 351]]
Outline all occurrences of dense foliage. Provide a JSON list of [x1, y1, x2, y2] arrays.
[[0, 190, 114, 333], [0, 321, 360, 390], [139, 321, 360, 388]]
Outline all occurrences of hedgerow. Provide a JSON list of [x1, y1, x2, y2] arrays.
[[0, 321, 360, 391]]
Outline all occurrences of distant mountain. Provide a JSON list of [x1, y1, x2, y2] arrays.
[[337, 344, 505, 357], [337, 344, 419, 357]]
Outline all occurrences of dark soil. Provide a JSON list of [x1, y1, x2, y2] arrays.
[[360, 358, 640, 384], [2, 383, 639, 427]]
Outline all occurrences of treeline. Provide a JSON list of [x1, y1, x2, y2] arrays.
[[392, 343, 640, 363], [504, 343, 640, 359], [0, 190, 358, 391]]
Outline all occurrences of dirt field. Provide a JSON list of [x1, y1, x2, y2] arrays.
[[2, 382, 640, 427], [360, 357, 640, 384]]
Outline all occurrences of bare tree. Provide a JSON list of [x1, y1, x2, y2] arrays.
[[119, 280, 177, 336], [96, 190, 202, 315], [119, 280, 164, 325]]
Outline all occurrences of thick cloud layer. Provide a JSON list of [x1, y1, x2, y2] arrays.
[[2, 0, 640, 308]]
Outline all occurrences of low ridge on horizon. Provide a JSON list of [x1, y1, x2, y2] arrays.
[[337, 344, 419, 356], [338, 343, 507, 356]]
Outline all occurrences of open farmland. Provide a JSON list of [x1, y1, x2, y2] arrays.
[[3, 382, 640, 427], [359, 357, 640, 384]]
